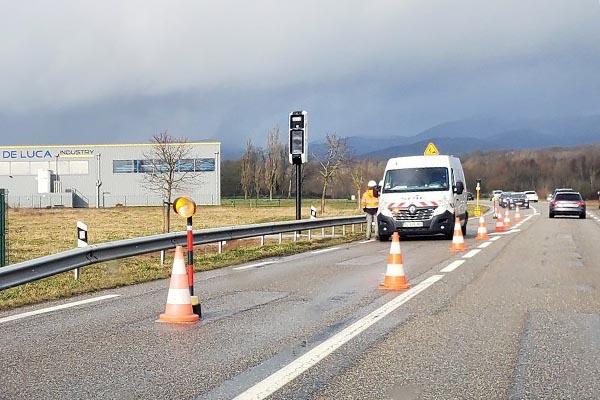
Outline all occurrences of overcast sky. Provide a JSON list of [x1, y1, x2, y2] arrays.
[[1, 0, 599, 149]]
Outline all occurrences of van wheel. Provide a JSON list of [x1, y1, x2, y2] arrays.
[[378, 235, 390, 242]]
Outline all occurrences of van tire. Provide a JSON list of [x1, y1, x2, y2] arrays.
[[378, 235, 390, 242]]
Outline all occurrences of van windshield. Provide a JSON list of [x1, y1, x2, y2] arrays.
[[383, 167, 449, 193]]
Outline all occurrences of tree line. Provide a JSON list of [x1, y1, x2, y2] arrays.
[[462, 145, 600, 198], [222, 134, 600, 203]]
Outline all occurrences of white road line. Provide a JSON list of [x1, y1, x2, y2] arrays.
[[478, 241, 492, 249], [233, 261, 274, 271], [490, 236, 502, 242], [440, 260, 465, 273], [462, 249, 481, 259], [0, 294, 120, 324], [311, 247, 340, 255], [233, 274, 444, 400]]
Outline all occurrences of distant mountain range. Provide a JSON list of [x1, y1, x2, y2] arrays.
[[311, 115, 600, 160], [222, 115, 600, 160]]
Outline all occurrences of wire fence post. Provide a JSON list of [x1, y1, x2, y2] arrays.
[[0, 189, 6, 267]]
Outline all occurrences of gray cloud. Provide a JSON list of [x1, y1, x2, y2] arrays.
[[1, 0, 599, 147]]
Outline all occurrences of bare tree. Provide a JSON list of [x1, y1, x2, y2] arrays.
[[240, 139, 256, 200], [142, 131, 199, 233], [315, 133, 348, 213], [349, 159, 370, 210], [254, 148, 265, 200], [263, 126, 283, 200]]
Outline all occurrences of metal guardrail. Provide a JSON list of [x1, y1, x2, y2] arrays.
[[0, 215, 365, 291]]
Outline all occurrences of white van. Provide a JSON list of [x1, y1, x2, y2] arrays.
[[376, 155, 468, 240]]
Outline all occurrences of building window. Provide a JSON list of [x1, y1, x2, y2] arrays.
[[113, 160, 134, 173], [10, 162, 30, 176], [113, 158, 215, 173], [0, 162, 10, 176], [195, 158, 215, 172], [178, 159, 195, 172]]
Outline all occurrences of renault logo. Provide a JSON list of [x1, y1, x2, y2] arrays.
[[408, 205, 417, 214]]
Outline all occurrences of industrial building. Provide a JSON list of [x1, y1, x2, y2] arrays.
[[0, 142, 221, 208]]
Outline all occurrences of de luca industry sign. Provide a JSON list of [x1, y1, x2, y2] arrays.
[[1, 148, 95, 159]]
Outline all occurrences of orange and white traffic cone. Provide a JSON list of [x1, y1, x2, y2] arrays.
[[379, 232, 411, 291], [504, 209, 511, 229], [158, 246, 200, 324], [476, 215, 489, 240], [493, 203, 499, 219], [514, 205, 521, 223], [495, 214, 505, 232], [450, 217, 467, 252]]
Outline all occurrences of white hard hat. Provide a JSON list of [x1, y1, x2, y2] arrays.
[[367, 180, 377, 188]]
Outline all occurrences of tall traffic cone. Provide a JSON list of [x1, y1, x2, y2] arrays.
[[495, 214, 505, 232], [379, 232, 411, 291], [476, 216, 489, 240], [504, 209, 511, 229], [493, 203, 499, 219], [450, 217, 467, 252], [158, 246, 200, 324], [514, 205, 521, 223]]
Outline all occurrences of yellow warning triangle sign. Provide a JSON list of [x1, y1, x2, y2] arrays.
[[424, 142, 439, 156]]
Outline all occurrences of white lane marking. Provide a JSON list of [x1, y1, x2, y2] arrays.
[[462, 249, 481, 259], [233, 261, 274, 271], [490, 236, 502, 242], [440, 260, 465, 273], [478, 241, 492, 249], [359, 239, 375, 243], [0, 294, 120, 324], [311, 247, 341, 255], [233, 275, 444, 400], [531, 206, 537, 214]]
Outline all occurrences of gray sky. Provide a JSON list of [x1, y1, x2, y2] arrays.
[[1, 0, 599, 149]]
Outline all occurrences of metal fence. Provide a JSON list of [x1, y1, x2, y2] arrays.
[[0, 215, 366, 290], [0, 189, 6, 267]]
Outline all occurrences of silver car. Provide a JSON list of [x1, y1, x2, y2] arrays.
[[549, 192, 586, 219]]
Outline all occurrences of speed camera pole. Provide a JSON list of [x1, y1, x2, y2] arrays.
[[289, 110, 308, 220], [296, 164, 302, 220]]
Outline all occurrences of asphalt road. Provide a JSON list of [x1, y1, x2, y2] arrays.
[[2, 203, 600, 399]]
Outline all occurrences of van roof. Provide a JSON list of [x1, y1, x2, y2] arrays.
[[385, 155, 458, 169]]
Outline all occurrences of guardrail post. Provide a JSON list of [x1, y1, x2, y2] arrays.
[[260, 235, 265, 247], [308, 229, 312, 240], [218, 241, 223, 253], [351, 224, 355, 234], [278, 233, 282, 244], [331, 226, 335, 238], [75, 221, 88, 280], [321, 227, 325, 238], [293, 231, 297, 242], [342, 225, 346, 236]]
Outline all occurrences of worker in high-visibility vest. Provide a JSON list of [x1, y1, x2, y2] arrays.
[[361, 180, 379, 239]]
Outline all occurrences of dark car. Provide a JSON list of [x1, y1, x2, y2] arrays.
[[466, 191, 474, 201], [549, 192, 586, 219], [509, 192, 529, 209]]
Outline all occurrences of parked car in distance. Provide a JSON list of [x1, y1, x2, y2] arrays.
[[549, 192, 586, 219], [524, 190, 538, 202], [466, 191, 474, 201], [491, 190, 503, 200]]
